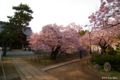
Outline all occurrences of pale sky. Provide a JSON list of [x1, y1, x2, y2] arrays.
[[0, 0, 100, 33]]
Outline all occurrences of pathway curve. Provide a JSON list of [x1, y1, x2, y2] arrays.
[[41, 57, 90, 71], [12, 58, 59, 80]]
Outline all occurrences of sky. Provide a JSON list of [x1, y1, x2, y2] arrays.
[[0, 0, 101, 33]]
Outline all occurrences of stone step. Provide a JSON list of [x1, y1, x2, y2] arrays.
[[9, 49, 30, 52], [1, 51, 35, 56]]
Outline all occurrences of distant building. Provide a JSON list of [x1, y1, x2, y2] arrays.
[[0, 21, 33, 50]]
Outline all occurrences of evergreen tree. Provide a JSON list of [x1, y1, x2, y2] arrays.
[[0, 3, 33, 56], [79, 30, 88, 37]]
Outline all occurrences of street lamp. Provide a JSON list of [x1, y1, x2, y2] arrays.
[[89, 32, 92, 55]]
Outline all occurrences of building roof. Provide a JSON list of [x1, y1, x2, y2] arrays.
[[0, 21, 33, 37], [0, 21, 5, 24]]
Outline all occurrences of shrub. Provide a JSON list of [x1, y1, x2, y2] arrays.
[[116, 50, 120, 53], [90, 54, 120, 68], [116, 50, 120, 56], [105, 48, 109, 53], [116, 53, 120, 56]]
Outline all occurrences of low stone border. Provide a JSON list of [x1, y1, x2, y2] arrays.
[[41, 57, 90, 71]]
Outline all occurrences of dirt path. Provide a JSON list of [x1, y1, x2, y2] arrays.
[[47, 59, 117, 80]]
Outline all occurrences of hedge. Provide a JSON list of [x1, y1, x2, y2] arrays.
[[90, 54, 120, 68]]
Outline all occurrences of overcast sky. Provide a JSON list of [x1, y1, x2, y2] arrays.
[[0, 0, 100, 33]]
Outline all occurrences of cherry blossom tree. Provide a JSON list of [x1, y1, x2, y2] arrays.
[[83, 0, 120, 54], [81, 26, 119, 54], [27, 23, 88, 60], [85, 0, 120, 30]]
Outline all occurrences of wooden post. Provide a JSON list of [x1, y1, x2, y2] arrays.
[[35, 58, 36, 62], [87, 61, 88, 65], [39, 59, 40, 63], [38, 56, 39, 59], [45, 60, 46, 65], [22, 43, 24, 50]]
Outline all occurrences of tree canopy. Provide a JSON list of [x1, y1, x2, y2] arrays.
[[85, 0, 120, 30], [81, 26, 119, 54], [28, 23, 88, 60]]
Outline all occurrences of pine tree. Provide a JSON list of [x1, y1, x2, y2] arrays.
[[0, 3, 33, 56]]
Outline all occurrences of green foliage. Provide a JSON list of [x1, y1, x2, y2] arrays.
[[116, 50, 120, 55], [108, 73, 118, 77], [105, 48, 109, 53], [116, 53, 120, 56], [107, 70, 120, 79], [40, 60, 53, 65], [105, 48, 116, 55], [90, 54, 120, 68], [82, 41, 84, 44], [89, 55, 120, 79], [1, 3, 33, 39], [100, 69, 105, 73], [0, 3, 33, 56], [79, 30, 88, 37], [116, 50, 120, 53]]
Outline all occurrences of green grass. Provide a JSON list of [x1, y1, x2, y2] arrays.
[[108, 73, 118, 77], [40, 60, 53, 65], [32, 56, 71, 65], [108, 70, 120, 79], [34, 59, 53, 65], [100, 69, 105, 73], [88, 60, 94, 68]]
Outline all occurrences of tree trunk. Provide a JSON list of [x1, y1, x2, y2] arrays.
[[2, 38, 4, 51], [50, 46, 61, 60], [108, 46, 114, 55], [50, 51, 57, 60], [101, 48, 106, 55], [79, 50, 82, 59], [3, 41, 9, 56]]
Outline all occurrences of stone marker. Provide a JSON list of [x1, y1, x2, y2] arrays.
[[104, 62, 111, 72], [94, 64, 100, 71]]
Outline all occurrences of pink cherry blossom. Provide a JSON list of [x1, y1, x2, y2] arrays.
[[27, 23, 88, 60]]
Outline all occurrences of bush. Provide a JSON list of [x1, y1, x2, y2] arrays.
[[105, 48, 109, 53], [116, 50, 120, 53], [90, 54, 120, 68], [116, 53, 120, 56]]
